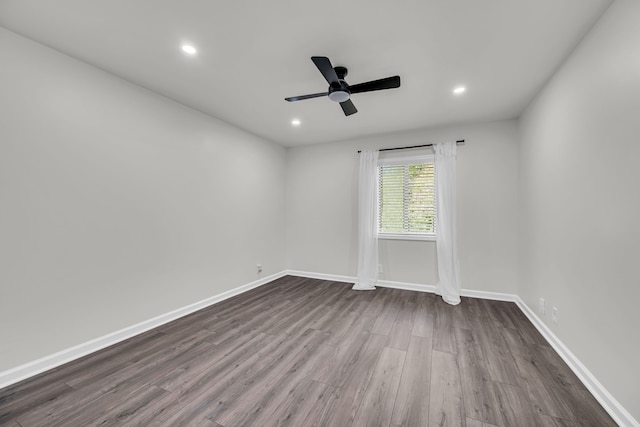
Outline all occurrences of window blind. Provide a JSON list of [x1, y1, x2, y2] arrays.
[[378, 160, 436, 235]]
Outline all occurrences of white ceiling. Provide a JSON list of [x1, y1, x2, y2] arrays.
[[0, 0, 612, 147]]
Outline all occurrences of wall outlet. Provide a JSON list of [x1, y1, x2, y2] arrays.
[[552, 307, 558, 324], [538, 297, 545, 315], [378, 264, 383, 273], [256, 264, 262, 274]]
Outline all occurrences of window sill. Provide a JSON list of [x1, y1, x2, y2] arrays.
[[378, 233, 436, 242]]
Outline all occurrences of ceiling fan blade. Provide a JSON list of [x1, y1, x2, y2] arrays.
[[340, 99, 358, 116], [348, 76, 401, 94], [285, 92, 328, 102], [311, 56, 340, 85]]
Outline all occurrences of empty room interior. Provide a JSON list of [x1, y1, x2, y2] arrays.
[[1, 0, 639, 426]]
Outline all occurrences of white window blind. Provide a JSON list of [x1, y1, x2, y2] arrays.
[[378, 156, 436, 239]]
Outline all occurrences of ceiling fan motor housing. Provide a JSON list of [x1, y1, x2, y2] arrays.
[[328, 66, 350, 102], [328, 86, 350, 103]]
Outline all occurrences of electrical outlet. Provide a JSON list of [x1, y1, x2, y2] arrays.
[[552, 307, 558, 324], [378, 264, 383, 273], [538, 298, 545, 315], [256, 264, 262, 274]]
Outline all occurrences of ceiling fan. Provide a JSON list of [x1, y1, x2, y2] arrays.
[[285, 56, 401, 116]]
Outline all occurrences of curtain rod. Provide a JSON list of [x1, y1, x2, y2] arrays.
[[357, 139, 465, 153]]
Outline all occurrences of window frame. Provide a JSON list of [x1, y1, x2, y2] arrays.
[[377, 154, 437, 242]]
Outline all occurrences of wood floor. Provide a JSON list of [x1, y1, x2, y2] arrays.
[[0, 276, 617, 426]]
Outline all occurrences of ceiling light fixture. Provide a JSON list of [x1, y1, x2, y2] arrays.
[[181, 44, 197, 55], [453, 86, 466, 95], [328, 90, 350, 103], [291, 119, 301, 126]]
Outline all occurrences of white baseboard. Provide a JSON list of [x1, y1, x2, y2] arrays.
[[459, 288, 518, 302], [378, 279, 438, 293], [516, 299, 638, 427], [285, 269, 516, 301], [0, 271, 287, 391], [284, 270, 354, 284], [285, 269, 435, 292]]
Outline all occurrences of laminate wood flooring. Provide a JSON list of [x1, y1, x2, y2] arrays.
[[0, 276, 618, 426]]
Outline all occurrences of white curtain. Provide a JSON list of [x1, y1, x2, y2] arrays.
[[353, 150, 379, 290], [434, 141, 461, 305]]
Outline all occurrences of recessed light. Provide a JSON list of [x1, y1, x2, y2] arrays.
[[291, 119, 301, 126], [181, 44, 197, 55], [453, 86, 466, 95]]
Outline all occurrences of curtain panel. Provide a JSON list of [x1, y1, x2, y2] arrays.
[[354, 150, 379, 290], [434, 141, 461, 305]]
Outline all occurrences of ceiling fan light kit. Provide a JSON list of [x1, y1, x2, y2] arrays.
[[285, 56, 400, 116], [328, 89, 350, 103]]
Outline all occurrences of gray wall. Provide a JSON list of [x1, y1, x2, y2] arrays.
[[0, 28, 286, 371], [518, 0, 640, 420], [286, 120, 519, 294]]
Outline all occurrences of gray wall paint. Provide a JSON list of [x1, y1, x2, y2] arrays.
[[518, 0, 640, 420], [285, 120, 519, 294], [0, 28, 286, 371]]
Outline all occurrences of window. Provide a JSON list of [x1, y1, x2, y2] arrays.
[[378, 155, 436, 240]]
